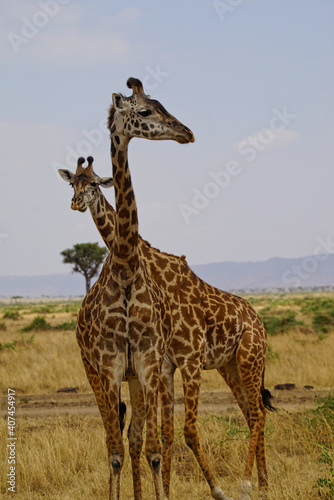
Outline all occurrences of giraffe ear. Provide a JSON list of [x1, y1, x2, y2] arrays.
[[112, 93, 125, 111], [58, 169, 74, 183], [98, 177, 114, 188]]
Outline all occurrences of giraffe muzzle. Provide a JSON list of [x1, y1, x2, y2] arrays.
[[71, 197, 87, 212], [174, 125, 195, 144]]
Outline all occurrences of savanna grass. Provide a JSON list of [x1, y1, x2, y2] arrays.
[[1, 399, 333, 499], [0, 295, 334, 498]]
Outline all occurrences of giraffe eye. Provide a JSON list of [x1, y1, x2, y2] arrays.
[[91, 182, 97, 187], [138, 110, 152, 118]]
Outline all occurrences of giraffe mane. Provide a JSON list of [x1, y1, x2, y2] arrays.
[[107, 105, 116, 131], [139, 235, 187, 264]]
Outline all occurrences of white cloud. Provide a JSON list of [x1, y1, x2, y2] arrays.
[[265, 128, 300, 151], [233, 127, 300, 159]]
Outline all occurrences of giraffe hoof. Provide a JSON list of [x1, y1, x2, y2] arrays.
[[211, 486, 234, 500], [240, 480, 252, 500]]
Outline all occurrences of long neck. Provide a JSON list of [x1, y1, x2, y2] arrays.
[[110, 128, 139, 286], [88, 189, 116, 250]]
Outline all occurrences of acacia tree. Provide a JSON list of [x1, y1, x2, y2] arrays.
[[61, 242, 107, 294]]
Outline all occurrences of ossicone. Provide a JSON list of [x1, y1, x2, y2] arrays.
[[126, 77, 144, 95]]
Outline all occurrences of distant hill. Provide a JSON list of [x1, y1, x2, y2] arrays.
[[1, 254, 334, 298], [192, 255, 334, 291], [0, 273, 85, 299]]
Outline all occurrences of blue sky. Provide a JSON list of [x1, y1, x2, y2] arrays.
[[1, 0, 334, 276]]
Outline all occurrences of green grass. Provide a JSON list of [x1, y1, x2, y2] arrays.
[[314, 447, 334, 499], [0, 340, 17, 352], [310, 395, 334, 498]]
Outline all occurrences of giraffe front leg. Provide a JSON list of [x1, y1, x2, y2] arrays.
[[99, 367, 125, 500], [145, 385, 164, 500], [138, 364, 164, 500], [160, 358, 176, 500]]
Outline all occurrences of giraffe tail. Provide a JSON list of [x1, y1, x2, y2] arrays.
[[261, 370, 277, 412], [119, 400, 127, 435]]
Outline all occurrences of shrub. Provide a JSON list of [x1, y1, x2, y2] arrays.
[[3, 310, 20, 320], [22, 316, 52, 332], [260, 308, 303, 335], [55, 320, 77, 331], [312, 312, 334, 334]]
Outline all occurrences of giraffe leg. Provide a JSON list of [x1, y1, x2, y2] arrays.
[[99, 366, 125, 500], [82, 356, 127, 437], [160, 358, 176, 499], [138, 365, 164, 500], [219, 361, 268, 500], [128, 379, 145, 500], [254, 396, 268, 499], [181, 365, 234, 500], [81, 356, 109, 432], [235, 334, 267, 500]]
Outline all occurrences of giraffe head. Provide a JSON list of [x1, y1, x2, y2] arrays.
[[58, 156, 114, 212], [108, 77, 195, 145]]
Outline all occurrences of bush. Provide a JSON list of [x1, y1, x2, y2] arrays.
[[312, 313, 334, 334], [261, 308, 303, 335], [3, 310, 20, 320], [55, 320, 77, 331], [22, 316, 52, 332]]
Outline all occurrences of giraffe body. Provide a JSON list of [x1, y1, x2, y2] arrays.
[[59, 78, 273, 500]]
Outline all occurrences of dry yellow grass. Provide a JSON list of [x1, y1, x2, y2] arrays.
[[1, 407, 332, 499], [1, 295, 334, 499]]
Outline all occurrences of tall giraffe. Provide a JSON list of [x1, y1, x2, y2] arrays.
[[108, 79, 274, 500], [60, 85, 195, 500], [59, 79, 273, 500]]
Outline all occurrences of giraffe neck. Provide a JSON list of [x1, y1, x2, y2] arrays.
[[88, 189, 115, 250], [110, 128, 139, 286]]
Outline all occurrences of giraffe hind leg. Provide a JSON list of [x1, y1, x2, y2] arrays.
[[235, 333, 268, 500], [181, 366, 234, 500], [218, 353, 271, 499]]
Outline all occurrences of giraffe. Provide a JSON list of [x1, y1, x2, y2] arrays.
[[108, 79, 275, 500], [59, 75, 274, 500], [59, 85, 195, 500]]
